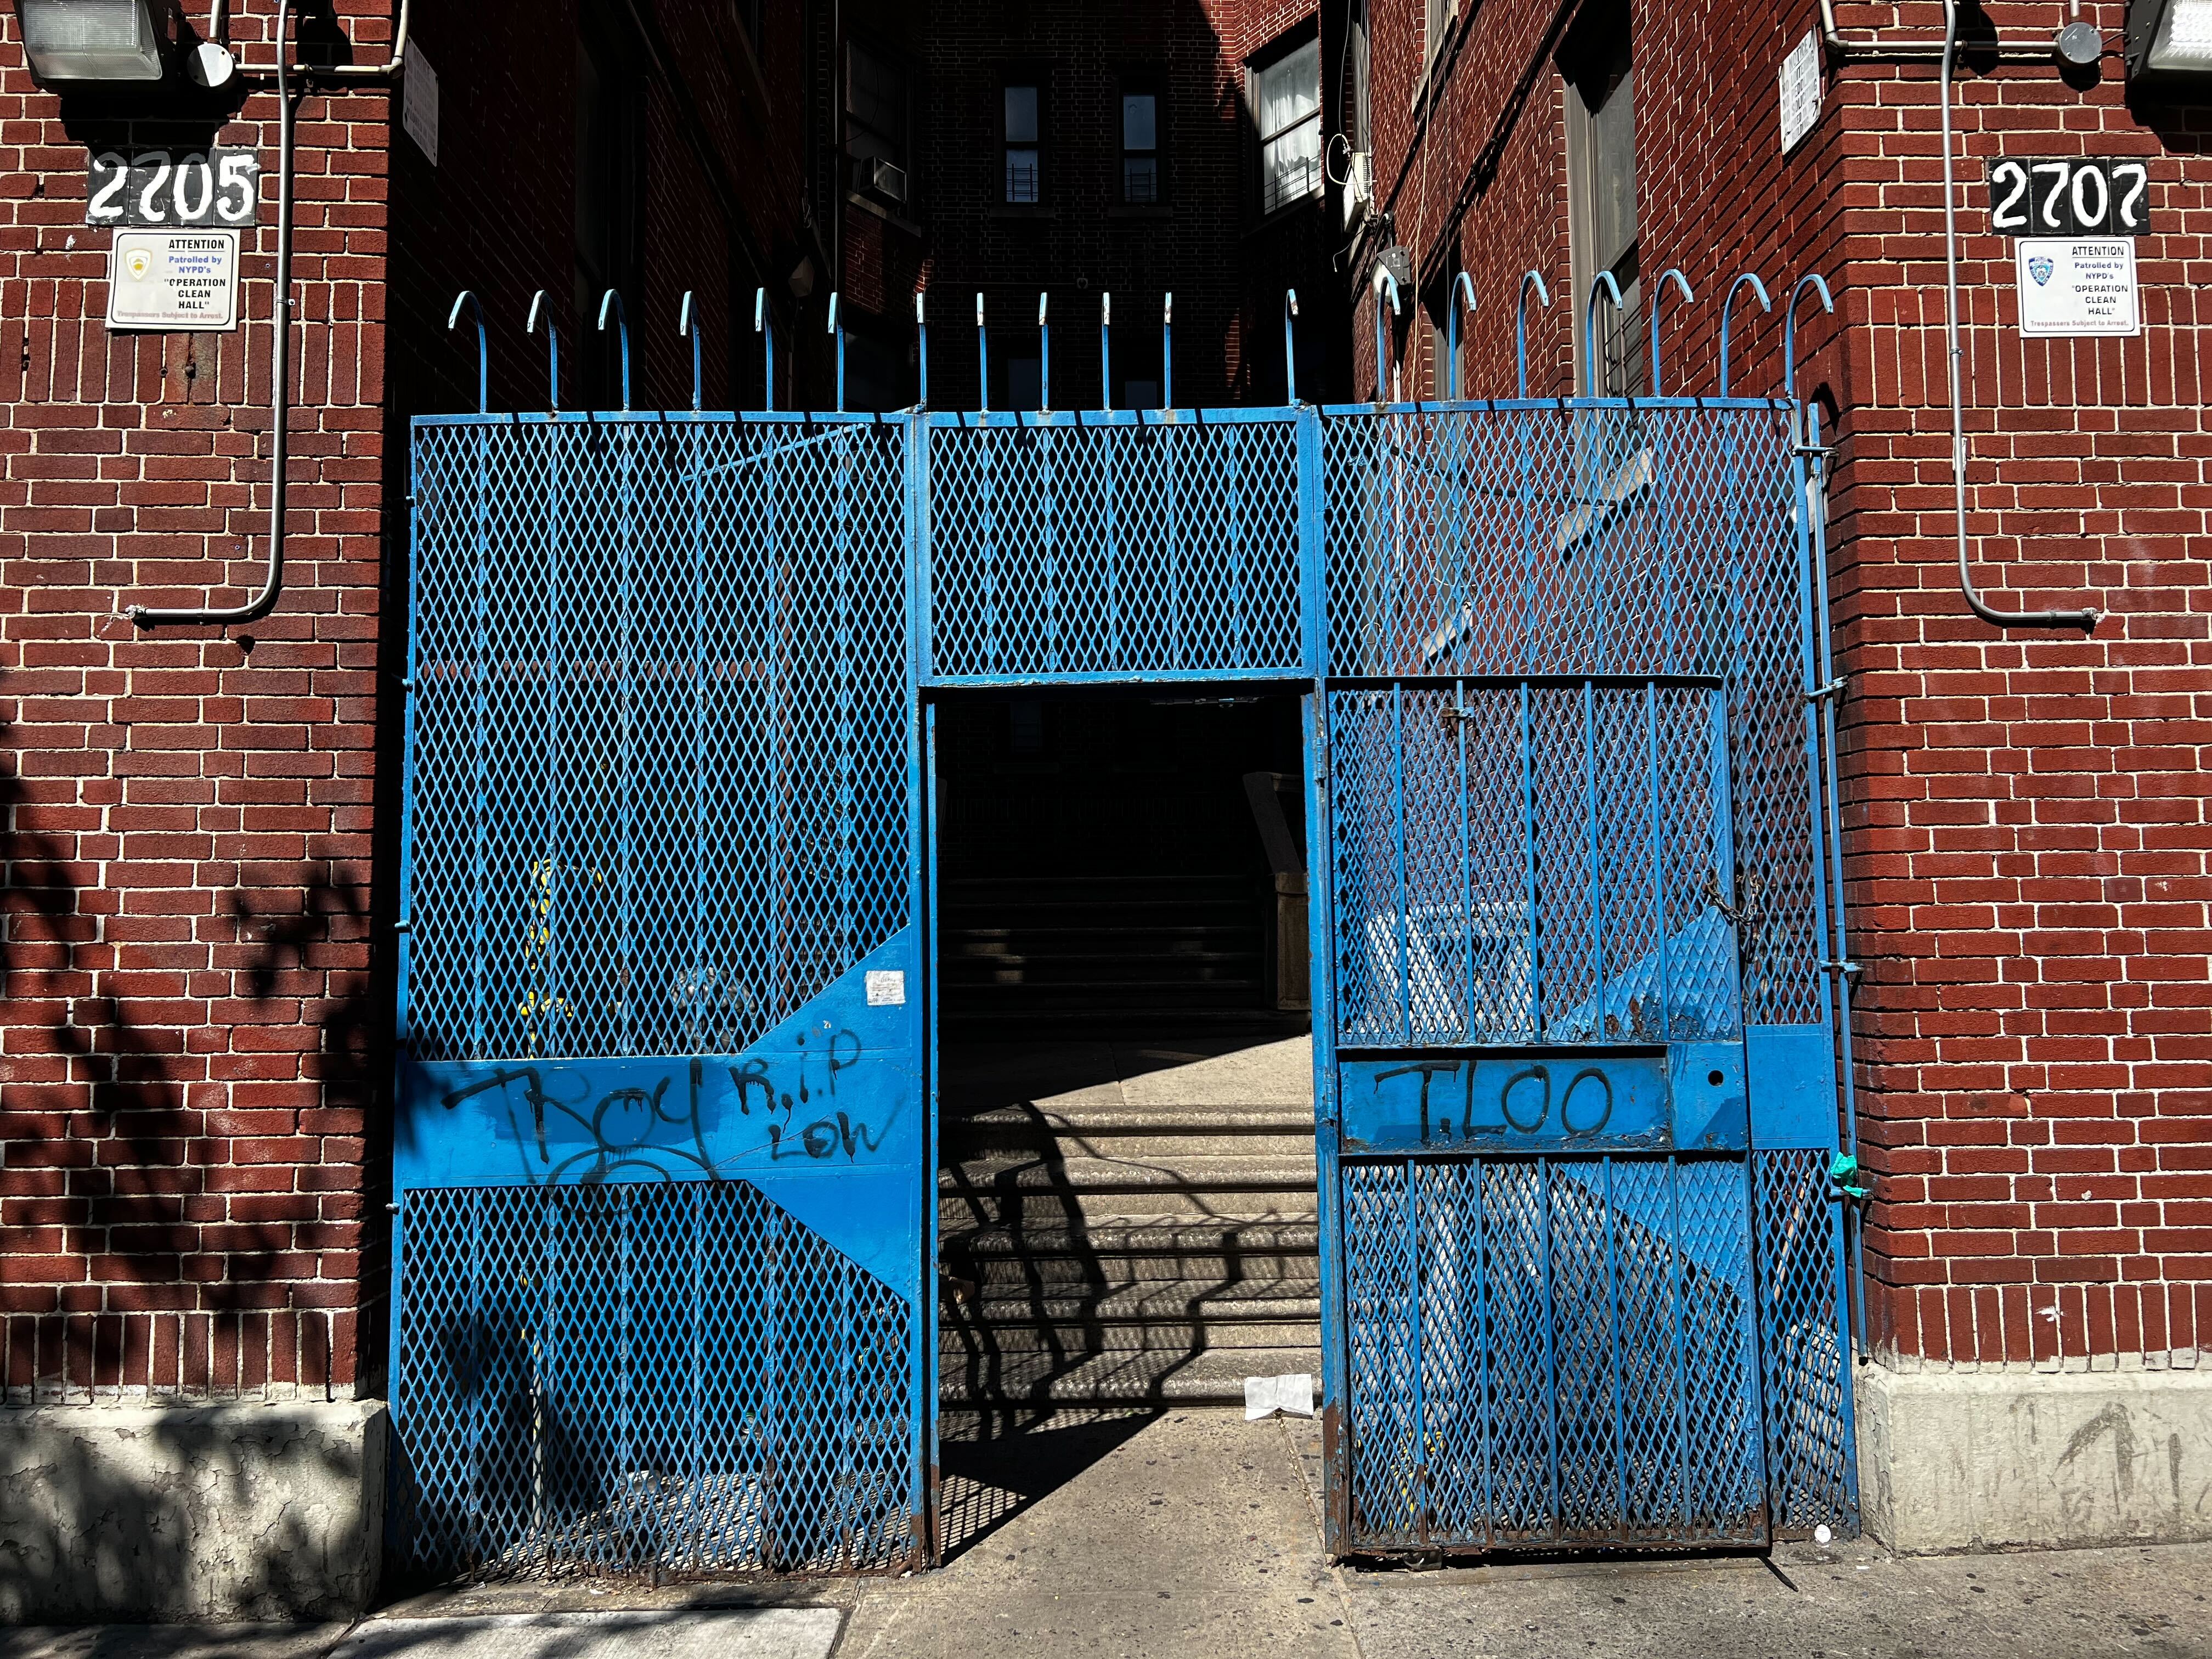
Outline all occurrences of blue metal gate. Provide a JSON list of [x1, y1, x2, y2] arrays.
[[390, 283, 1858, 1576]]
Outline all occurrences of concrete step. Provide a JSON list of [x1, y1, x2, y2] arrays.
[[938, 1343, 1322, 1406], [940, 1152, 1317, 1193], [949, 1284, 1323, 1326], [946, 1104, 1315, 1161]]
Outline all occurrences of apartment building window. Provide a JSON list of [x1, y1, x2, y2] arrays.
[[1562, 0, 1639, 391], [848, 42, 910, 205], [1004, 82, 1042, 204], [1121, 86, 1160, 204], [1253, 37, 1322, 216], [1426, 0, 1455, 62]]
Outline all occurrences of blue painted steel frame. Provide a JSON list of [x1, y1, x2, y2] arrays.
[[393, 385, 1859, 1574]]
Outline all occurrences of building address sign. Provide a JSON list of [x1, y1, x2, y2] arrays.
[[1985, 157, 2151, 238]]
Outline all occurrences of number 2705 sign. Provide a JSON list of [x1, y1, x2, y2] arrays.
[[86, 148, 261, 229], [1986, 156, 2151, 238]]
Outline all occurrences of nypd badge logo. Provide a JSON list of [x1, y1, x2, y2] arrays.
[[2028, 257, 2056, 286]]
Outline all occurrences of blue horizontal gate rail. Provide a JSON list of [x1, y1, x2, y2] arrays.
[[394, 367, 1859, 1576]]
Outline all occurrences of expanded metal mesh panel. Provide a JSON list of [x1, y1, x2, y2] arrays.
[[394, 1182, 918, 1577], [1342, 1155, 1768, 1550], [405, 417, 910, 1061], [1329, 680, 1739, 1048], [1319, 405, 1819, 1026], [924, 414, 1303, 679], [1754, 1149, 1857, 1533]]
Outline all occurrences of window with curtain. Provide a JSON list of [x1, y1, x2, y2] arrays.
[[1254, 38, 1321, 216], [1121, 87, 1160, 204], [1004, 83, 1042, 204]]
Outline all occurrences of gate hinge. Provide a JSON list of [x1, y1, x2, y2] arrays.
[[1827, 1152, 1873, 1203], [1439, 704, 1474, 728], [1791, 442, 1835, 462], [393, 917, 411, 934], [1804, 675, 1846, 706], [1820, 958, 1863, 981]]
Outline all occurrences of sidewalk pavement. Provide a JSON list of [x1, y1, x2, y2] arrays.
[[4, 1408, 2208, 1659]]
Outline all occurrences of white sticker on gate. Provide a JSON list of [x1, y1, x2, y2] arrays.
[[865, 969, 906, 1006]]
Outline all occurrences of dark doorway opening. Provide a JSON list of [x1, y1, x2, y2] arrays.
[[934, 690, 1310, 1027], [932, 689, 1322, 1548]]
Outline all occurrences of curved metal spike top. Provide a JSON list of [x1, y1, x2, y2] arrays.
[[1516, 269, 1553, 399], [445, 289, 488, 414], [915, 290, 929, 410], [754, 286, 774, 412], [596, 289, 631, 411], [828, 291, 845, 413], [1716, 272, 1772, 399], [1100, 291, 1112, 412], [1284, 289, 1300, 404], [526, 289, 560, 411], [1037, 290, 1049, 411], [1646, 268, 1694, 397], [1784, 272, 1835, 419], [1162, 292, 1173, 409], [678, 289, 701, 413], [1447, 271, 1477, 400], [1372, 264, 1400, 406], [1582, 269, 1625, 398], [977, 291, 989, 413]]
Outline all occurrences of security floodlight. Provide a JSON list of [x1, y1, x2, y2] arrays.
[[2125, 0, 2212, 82], [13, 0, 165, 83]]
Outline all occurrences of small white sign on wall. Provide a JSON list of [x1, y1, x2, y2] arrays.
[[865, 969, 906, 1007], [2015, 238, 2140, 337], [404, 46, 439, 165], [107, 230, 240, 330], [1779, 30, 1821, 154]]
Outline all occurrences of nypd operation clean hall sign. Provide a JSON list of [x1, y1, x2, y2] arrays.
[[106, 229, 241, 331], [2015, 238, 2141, 338]]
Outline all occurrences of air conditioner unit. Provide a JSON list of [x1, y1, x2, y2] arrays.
[[1341, 150, 1372, 229], [866, 157, 908, 204]]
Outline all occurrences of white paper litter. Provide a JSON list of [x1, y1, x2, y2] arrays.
[[1244, 1372, 1315, 1420]]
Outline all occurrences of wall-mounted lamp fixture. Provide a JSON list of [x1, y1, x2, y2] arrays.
[[2125, 0, 2212, 81], [13, 0, 166, 83]]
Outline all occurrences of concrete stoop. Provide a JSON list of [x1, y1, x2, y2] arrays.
[[1856, 1361, 2212, 1552], [937, 1032, 1324, 1406], [0, 1399, 386, 1622]]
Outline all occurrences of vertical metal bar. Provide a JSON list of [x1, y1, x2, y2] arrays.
[[692, 412, 707, 1047], [761, 1204, 782, 1562], [1808, 402, 1870, 1371], [837, 425, 857, 962], [1457, 678, 1474, 1042], [1519, 684, 1542, 1040], [1103, 402, 1122, 668], [465, 1188, 484, 1568], [1043, 412, 1060, 674], [906, 413, 936, 1563], [686, 1183, 704, 1569], [1644, 682, 1671, 1039], [537, 1189, 556, 1554], [1305, 690, 1350, 1558], [765, 421, 783, 1020], [1667, 1156, 1692, 1534], [393, 424, 427, 1056], [1297, 407, 1324, 678], [1229, 421, 1248, 668], [1403, 1161, 1428, 1545], [617, 419, 636, 1054], [1601, 1155, 1631, 1536], [1582, 682, 1605, 1037], [617, 1188, 635, 1564], [1391, 684, 1411, 1046], [1471, 1162, 1495, 1549], [467, 419, 490, 1054], [1536, 1158, 1562, 1542], [544, 422, 566, 1052], [1165, 413, 1182, 668]]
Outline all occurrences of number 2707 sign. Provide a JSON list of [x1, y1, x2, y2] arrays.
[[86, 148, 261, 229], [1987, 156, 2151, 238]]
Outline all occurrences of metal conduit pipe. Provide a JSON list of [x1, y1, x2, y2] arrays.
[[1937, 0, 2100, 629], [127, 0, 303, 627], [1819, 0, 2064, 60]]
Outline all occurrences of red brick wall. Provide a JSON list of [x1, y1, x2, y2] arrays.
[[0, 0, 812, 1403], [0, 0, 396, 1401], [1363, 0, 2211, 1364]]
